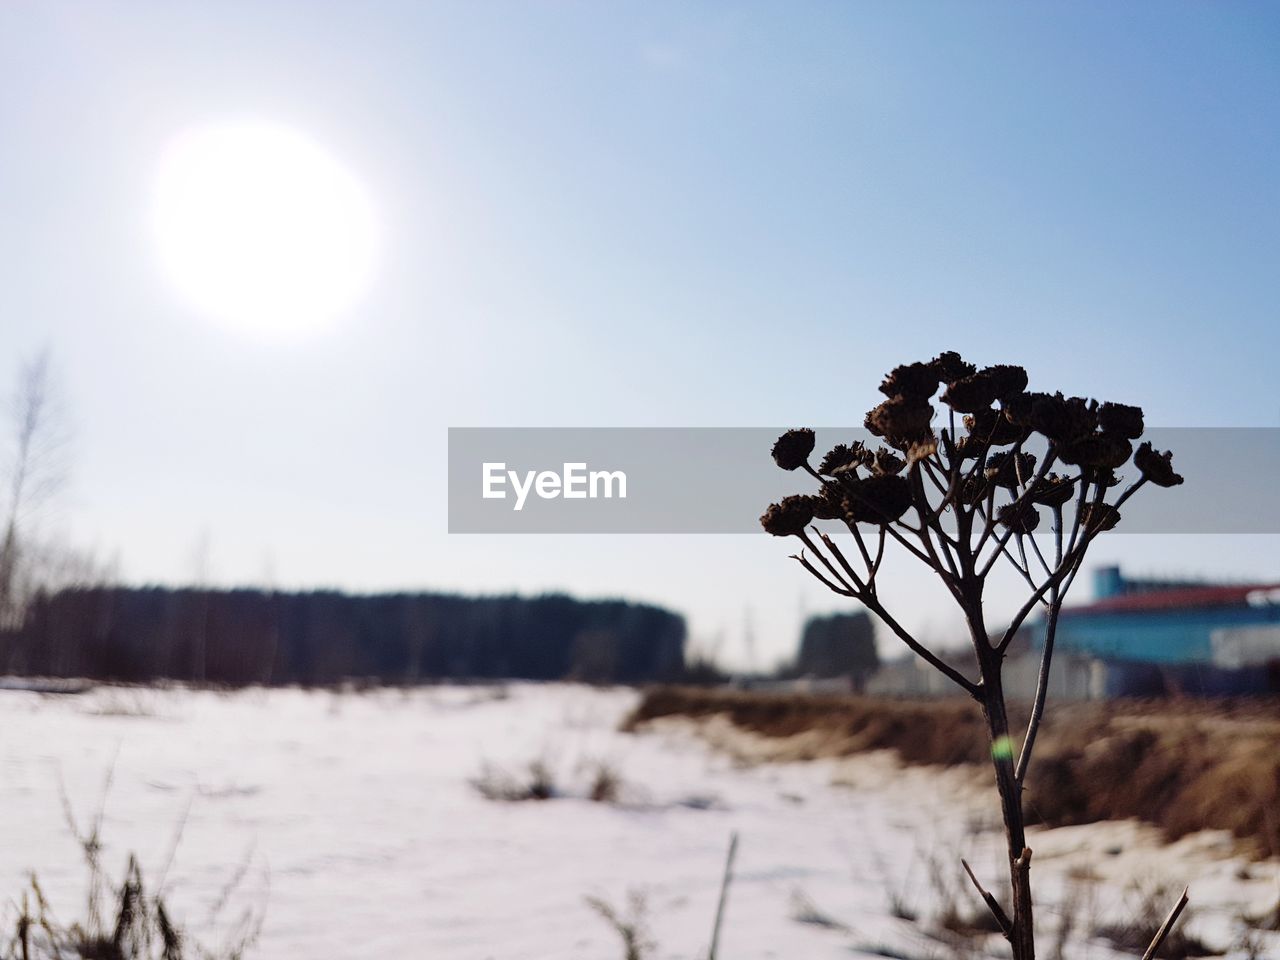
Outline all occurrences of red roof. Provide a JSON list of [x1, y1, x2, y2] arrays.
[[1065, 584, 1280, 617]]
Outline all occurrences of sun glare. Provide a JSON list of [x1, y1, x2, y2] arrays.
[[153, 121, 378, 337]]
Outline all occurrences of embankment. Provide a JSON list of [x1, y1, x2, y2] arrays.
[[626, 687, 1280, 857]]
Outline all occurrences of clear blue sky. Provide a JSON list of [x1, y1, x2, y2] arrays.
[[3, 2, 1279, 666]]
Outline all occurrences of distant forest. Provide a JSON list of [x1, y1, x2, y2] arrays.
[[2, 586, 687, 686]]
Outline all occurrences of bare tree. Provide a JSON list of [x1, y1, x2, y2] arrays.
[[761, 352, 1187, 960], [0, 349, 70, 628]]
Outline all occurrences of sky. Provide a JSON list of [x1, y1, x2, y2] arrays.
[[2, 2, 1279, 667]]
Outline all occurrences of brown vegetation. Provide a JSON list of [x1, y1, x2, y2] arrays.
[[1092, 881, 1211, 959], [627, 687, 1280, 857], [5, 852, 262, 960]]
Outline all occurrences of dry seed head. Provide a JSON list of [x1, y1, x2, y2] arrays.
[[1097, 402, 1145, 439], [1134, 442, 1184, 487], [771, 428, 816, 471], [760, 495, 815, 536]]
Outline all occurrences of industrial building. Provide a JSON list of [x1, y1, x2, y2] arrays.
[[1031, 565, 1280, 696], [867, 565, 1280, 699]]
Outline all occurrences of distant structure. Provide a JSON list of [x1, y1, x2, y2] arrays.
[[740, 610, 879, 695], [1022, 565, 1280, 697], [792, 611, 879, 690], [868, 565, 1280, 699]]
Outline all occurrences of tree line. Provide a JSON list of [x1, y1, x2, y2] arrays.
[[2, 586, 688, 686]]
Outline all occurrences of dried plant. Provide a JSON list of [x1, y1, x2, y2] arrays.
[[788, 889, 851, 931], [761, 352, 1184, 960], [17, 764, 266, 960], [585, 890, 654, 960], [584, 760, 624, 804], [469, 760, 558, 802], [4, 853, 264, 960], [1094, 880, 1209, 959]]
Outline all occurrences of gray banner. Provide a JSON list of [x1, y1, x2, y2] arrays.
[[447, 427, 1273, 534]]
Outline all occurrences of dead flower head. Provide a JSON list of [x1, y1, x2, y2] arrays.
[[818, 442, 874, 476], [844, 474, 912, 524], [771, 428, 816, 471], [1134, 442, 1184, 487], [997, 501, 1041, 534], [865, 395, 934, 448], [1030, 473, 1076, 507], [760, 495, 815, 537], [941, 365, 1028, 412], [985, 451, 1038, 489], [1097, 402, 1145, 439], [1058, 433, 1133, 471], [1005, 392, 1097, 444], [873, 448, 906, 476], [930, 350, 976, 383], [1080, 502, 1121, 533], [964, 408, 1024, 447], [879, 361, 941, 400]]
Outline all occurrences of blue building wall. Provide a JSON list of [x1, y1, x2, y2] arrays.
[[1052, 604, 1280, 664]]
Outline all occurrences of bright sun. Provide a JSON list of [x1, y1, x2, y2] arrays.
[[153, 121, 378, 336]]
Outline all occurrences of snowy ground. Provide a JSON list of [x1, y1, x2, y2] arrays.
[[0, 682, 1276, 959]]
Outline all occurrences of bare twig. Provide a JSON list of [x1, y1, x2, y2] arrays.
[[961, 858, 1013, 938], [863, 595, 981, 698], [1140, 887, 1190, 960], [708, 831, 739, 960]]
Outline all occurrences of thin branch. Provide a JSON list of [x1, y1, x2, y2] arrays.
[[996, 544, 1090, 653], [908, 469, 964, 593], [977, 524, 1019, 580], [862, 596, 980, 698], [878, 520, 940, 568], [1024, 530, 1053, 579], [791, 552, 854, 597], [1140, 887, 1190, 960], [1014, 533, 1033, 583], [1014, 504, 1068, 783], [870, 526, 887, 580], [797, 531, 858, 594], [815, 529, 866, 593], [920, 458, 951, 499], [961, 858, 1013, 939], [1064, 469, 1092, 558], [1014, 594, 1060, 784], [708, 831, 739, 960], [974, 483, 1001, 558]]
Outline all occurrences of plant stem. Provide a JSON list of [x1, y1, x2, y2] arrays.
[[975, 620, 1036, 960], [708, 831, 739, 960]]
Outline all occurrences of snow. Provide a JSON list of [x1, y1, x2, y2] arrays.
[[0, 682, 1275, 959]]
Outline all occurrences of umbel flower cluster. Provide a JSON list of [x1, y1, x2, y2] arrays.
[[759, 352, 1183, 960], [763, 351, 1180, 546]]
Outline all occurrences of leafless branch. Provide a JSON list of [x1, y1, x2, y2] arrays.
[[1139, 887, 1190, 960]]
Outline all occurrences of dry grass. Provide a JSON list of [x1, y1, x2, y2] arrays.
[[624, 687, 988, 765], [584, 890, 654, 960], [1093, 881, 1213, 959], [4, 854, 262, 960], [3, 763, 266, 960], [585, 760, 624, 804], [627, 687, 1280, 857], [471, 756, 629, 804], [470, 759, 558, 802]]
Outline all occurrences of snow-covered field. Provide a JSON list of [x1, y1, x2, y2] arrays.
[[0, 683, 1275, 959]]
